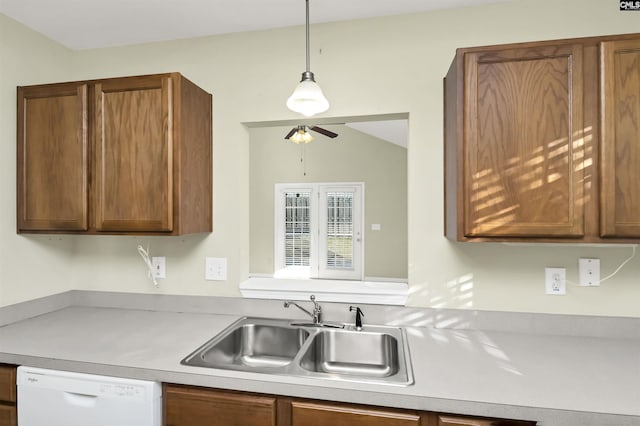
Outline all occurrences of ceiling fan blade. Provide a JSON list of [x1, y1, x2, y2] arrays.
[[310, 126, 338, 138], [284, 127, 297, 139]]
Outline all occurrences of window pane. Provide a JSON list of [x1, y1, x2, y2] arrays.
[[285, 192, 311, 266], [326, 192, 353, 269]]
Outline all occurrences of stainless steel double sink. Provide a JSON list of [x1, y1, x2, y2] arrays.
[[181, 317, 413, 386]]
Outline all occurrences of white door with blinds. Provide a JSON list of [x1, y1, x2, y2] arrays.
[[318, 185, 362, 280], [274, 183, 363, 280]]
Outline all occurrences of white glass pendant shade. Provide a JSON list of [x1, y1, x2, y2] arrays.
[[287, 73, 329, 117]]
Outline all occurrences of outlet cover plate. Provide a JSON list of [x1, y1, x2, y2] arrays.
[[151, 257, 166, 279], [545, 267, 566, 295]]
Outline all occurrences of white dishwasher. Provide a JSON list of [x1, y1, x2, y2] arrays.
[[17, 366, 162, 426]]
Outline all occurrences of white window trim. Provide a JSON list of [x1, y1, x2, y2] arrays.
[[239, 276, 409, 305], [274, 182, 364, 281]]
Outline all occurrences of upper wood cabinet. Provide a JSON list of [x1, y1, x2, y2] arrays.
[[461, 43, 584, 238], [444, 33, 640, 242], [17, 83, 89, 232], [17, 73, 212, 236], [599, 38, 640, 238]]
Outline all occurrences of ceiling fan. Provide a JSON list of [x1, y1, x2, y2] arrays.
[[284, 125, 338, 144]]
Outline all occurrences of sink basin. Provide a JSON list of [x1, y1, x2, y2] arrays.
[[181, 317, 413, 386], [299, 329, 399, 378], [182, 318, 309, 371]]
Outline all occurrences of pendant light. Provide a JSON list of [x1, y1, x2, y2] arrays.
[[286, 0, 329, 117]]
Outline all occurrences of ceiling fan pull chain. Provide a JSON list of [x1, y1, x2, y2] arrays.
[[301, 143, 307, 176]]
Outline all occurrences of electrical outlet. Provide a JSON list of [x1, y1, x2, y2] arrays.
[[205, 257, 227, 281], [545, 267, 566, 295], [151, 257, 166, 279], [579, 258, 600, 286]]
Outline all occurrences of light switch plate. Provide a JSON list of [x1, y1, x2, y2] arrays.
[[205, 257, 227, 281]]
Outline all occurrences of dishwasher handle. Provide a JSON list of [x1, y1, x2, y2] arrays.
[[64, 391, 98, 407]]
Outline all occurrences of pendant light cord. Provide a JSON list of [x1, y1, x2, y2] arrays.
[[305, 0, 311, 72]]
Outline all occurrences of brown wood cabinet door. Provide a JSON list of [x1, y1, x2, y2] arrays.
[[0, 366, 16, 426], [427, 413, 535, 426], [0, 367, 16, 403], [287, 400, 422, 426], [600, 38, 640, 237], [463, 44, 585, 237], [95, 75, 173, 232], [435, 416, 495, 426], [17, 83, 89, 232], [0, 405, 17, 426], [164, 384, 276, 426]]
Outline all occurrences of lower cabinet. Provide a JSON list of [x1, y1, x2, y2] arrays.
[[0, 365, 17, 426], [425, 413, 536, 426], [280, 398, 424, 426], [163, 384, 536, 426], [0, 407, 16, 426], [164, 385, 276, 426]]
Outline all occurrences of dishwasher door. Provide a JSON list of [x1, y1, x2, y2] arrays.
[[17, 366, 161, 426]]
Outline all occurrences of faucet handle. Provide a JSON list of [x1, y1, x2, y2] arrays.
[[349, 306, 364, 330], [309, 295, 322, 324], [349, 305, 364, 316], [310, 295, 320, 310]]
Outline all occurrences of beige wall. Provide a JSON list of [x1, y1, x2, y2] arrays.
[[249, 125, 407, 279], [2, 0, 640, 316], [0, 15, 77, 305]]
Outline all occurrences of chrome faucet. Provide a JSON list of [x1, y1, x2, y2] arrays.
[[349, 306, 364, 331], [284, 295, 322, 324]]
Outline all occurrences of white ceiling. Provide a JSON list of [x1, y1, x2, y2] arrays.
[[0, 0, 506, 50], [346, 120, 408, 148]]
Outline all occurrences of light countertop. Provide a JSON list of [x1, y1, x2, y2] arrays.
[[0, 296, 639, 426]]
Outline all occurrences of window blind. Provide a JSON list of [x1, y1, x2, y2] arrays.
[[326, 192, 354, 269], [284, 192, 311, 266]]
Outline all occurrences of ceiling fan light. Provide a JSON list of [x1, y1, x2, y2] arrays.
[[289, 127, 314, 144], [287, 78, 329, 117]]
